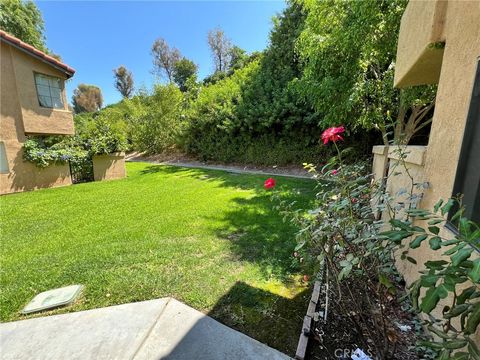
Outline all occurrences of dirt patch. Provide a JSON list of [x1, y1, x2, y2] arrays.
[[126, 151, 312, 178], [308, 277, 430, 360]]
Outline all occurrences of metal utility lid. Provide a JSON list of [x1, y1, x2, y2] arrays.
[[21, 285, 83, 314]]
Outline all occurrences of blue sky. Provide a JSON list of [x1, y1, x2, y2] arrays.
[[37, 1, 286, 106]]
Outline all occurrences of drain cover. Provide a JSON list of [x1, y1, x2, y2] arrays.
[[21, 285, 83, 314]]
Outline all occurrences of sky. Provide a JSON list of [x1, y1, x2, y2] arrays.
[[36, 1, 286, 106]]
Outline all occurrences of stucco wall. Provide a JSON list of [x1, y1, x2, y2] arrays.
[[386, 0, 480, 342], [93, 153, 126, 181], [9, 45, 74, 135], [0, 41, 72, 195], [394, 0, 447, 87]]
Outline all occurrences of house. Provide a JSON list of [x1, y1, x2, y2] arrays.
[[373, 0, 479, 280], [0, 30, 76, 195], [372, 0, 479, 341]]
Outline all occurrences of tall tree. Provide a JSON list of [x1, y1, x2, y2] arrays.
[[173, 58, 198, 92], [207, 27, 232, 73], [228, 46, 248, 72], [151, 38, 181, 82], [0, 0, 47, 52], [113, 65, 134, 98], [72, 84, 103, 113], [297, 0, 436, 145]]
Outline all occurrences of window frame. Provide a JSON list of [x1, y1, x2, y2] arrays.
[[447, 58, 480, 230], [0, 141, 9, 174], [33, 72, 65, 110]]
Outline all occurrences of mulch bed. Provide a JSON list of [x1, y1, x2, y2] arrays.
[[307, 277, 428, 360]]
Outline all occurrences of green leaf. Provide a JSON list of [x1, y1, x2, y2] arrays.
[[294, 241, 306, 251], [437, 349, 451, 360], [451, 248, 474, 267], [427, 325, 451, 339], [410, 234, 428, 249], [420, 273, 439, 287], [424, 260, 448, 270], [389, 219, 411, 231], [444, 304, 470, 319], [444, 339, 468, 349], [444, 243, 466, 256], [451, 352, 469, 360], [467, 338, 480, 360], [434, 199, 444, 213], [416, 340, 445, 350], [457, 286, 476, 305], [428, 226, 440, 235], [428, 236, 441, 250], [465, 302, 480, 335], [428, 218, 443, 225], [420, 284, 448, 313], [379, 273, 394, 290], [468, 258, 480, 283], [441, 198, 455, 216]]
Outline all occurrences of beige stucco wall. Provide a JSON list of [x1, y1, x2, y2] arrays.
[[394, 0, 447, 87], [93, 153, 126, 181], [394, 0, 480, 284], [0, 41, 73, 195], [385, 0, 480, 342]]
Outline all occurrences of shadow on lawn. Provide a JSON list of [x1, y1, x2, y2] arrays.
[[164, 281, 309, 357], [139, 164, 316, 279]]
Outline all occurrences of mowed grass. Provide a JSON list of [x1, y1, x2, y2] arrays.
[[0, 162, 316, 354]]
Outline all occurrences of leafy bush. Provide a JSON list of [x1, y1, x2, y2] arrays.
[[272, 129, 479, 358], [383, 200, 480, 359], [126, 84, 184, 154], [23, 136, 88, 168], [77, 108, 128, 155]]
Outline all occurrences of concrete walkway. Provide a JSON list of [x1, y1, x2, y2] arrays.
[[126, 156, 314, 180], [0, 298, 291, 360]]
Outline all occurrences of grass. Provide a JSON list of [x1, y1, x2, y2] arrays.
[[0, 162, 316, 355]]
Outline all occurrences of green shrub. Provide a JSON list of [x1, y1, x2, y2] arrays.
[[126, 84, 184, 154]]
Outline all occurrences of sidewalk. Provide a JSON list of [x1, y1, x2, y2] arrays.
[[126, 153, 314, 179], [0, 298, 291, 360]]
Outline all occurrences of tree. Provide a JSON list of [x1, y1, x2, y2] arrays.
[[0, 0, 47, 52], [207, 27, 232, 73], [72, 84, 103, 113], [228, 46, 249, 73], [113, 65, 134, 98], [297, 0, 436, 145], [127, 84, 183, 154], [151, 38, 181, 82], [172, 58, 198, 92]]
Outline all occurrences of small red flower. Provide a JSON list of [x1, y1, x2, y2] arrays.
[[331, 169, 338, 175], [303, 275, 309, 282], [264, 177, 276, 189], [321, 126, 345, 145], [351, 198, 358, 204]]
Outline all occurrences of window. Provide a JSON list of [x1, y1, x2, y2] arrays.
[[449, 59, 480, 224], [34, 73, 64, 109], [0, 142, 9, 174]]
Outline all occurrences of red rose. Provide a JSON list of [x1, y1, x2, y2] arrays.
[[351, 198, 358, 203], [264, 177, 276, 189], [331, 169, 338, 175], [321, 126, 345, 145]]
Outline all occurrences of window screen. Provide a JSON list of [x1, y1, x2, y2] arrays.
[[450, 59, 480, 224], [34, 73, 64, 109]]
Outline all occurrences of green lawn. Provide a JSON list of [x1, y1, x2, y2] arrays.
[[0, 162, 315, 354]]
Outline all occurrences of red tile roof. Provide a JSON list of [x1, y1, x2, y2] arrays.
[[0, 30, 75, 78]]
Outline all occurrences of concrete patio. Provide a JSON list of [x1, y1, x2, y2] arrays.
[[0, 298, 291, 360]]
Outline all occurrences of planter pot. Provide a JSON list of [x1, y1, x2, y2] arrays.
[[92, 152, 126, 181]]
